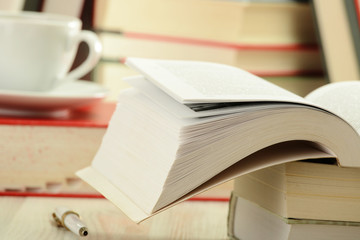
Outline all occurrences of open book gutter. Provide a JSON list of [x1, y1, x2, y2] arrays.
[[186, 101, 321, 112]]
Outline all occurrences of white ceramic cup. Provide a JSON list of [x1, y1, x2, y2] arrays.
[[0, 11, 102, 91]]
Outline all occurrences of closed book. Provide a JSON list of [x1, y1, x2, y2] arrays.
[[94, 0, 317, 45], [228, 194, 360, 240], [99, 33, 323, 75], [0, 102, 115, 193], [233, 161, 360, 222], [312, 0, 360, 82]]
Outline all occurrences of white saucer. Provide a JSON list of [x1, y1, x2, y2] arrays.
[[0, 80, 108, 112]]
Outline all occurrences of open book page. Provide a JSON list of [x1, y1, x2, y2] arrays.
[[125, 58, 309, 104], [77, 141, 333, 223], [123, 75, 310, 119], [306, 81, 360, 134]]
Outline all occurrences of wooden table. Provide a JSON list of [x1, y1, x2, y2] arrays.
[[0, 195, 230, 239]]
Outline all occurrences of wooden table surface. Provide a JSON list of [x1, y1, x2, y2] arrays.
[[0, 195, 230, 239]]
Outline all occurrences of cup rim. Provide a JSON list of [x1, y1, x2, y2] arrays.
[[0, 11, 81, 26]]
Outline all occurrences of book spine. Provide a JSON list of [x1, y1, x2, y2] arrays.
[[227, 192, 240, 240]]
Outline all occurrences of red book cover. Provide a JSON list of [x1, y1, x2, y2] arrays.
[[0, 102, 116, 128]]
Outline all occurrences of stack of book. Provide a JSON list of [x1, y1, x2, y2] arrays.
[[0, 102, 115, 194], [92, 0, 327, 101], [228, 160, 360, 240]]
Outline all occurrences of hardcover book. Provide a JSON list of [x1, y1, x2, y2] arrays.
[[0, 102, 115, 193]]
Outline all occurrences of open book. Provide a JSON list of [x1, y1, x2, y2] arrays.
[[77, 58, 360, 223]]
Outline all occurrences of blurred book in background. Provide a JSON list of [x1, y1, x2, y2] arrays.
[[92, 0, 326, 101], [0, 0, 25, 11], [94, 0, 317, 45], [0, 103, 115, 194], [312, 0, 360, 82], [99, 33, 322, 76]]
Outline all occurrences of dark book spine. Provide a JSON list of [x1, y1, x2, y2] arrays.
[[23, 0, 44, 11]]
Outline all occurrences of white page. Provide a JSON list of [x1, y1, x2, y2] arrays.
[[125, 58, 309, 104], [306, 81, 360, 134], [123, 75, 323, 120]]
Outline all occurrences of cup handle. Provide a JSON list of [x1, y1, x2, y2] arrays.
[[65, 30, 102, 80]]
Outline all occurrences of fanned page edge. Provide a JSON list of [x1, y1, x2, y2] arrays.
[[77, 141, 333, 223]]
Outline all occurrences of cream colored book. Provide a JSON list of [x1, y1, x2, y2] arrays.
[[233, 161, 360, 222], [99, 33, 322, 74], [77, 58, 360, 223], [312, 0, 360, 82], [228, 195, 360, 240], [94, 0, 317, 45]]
